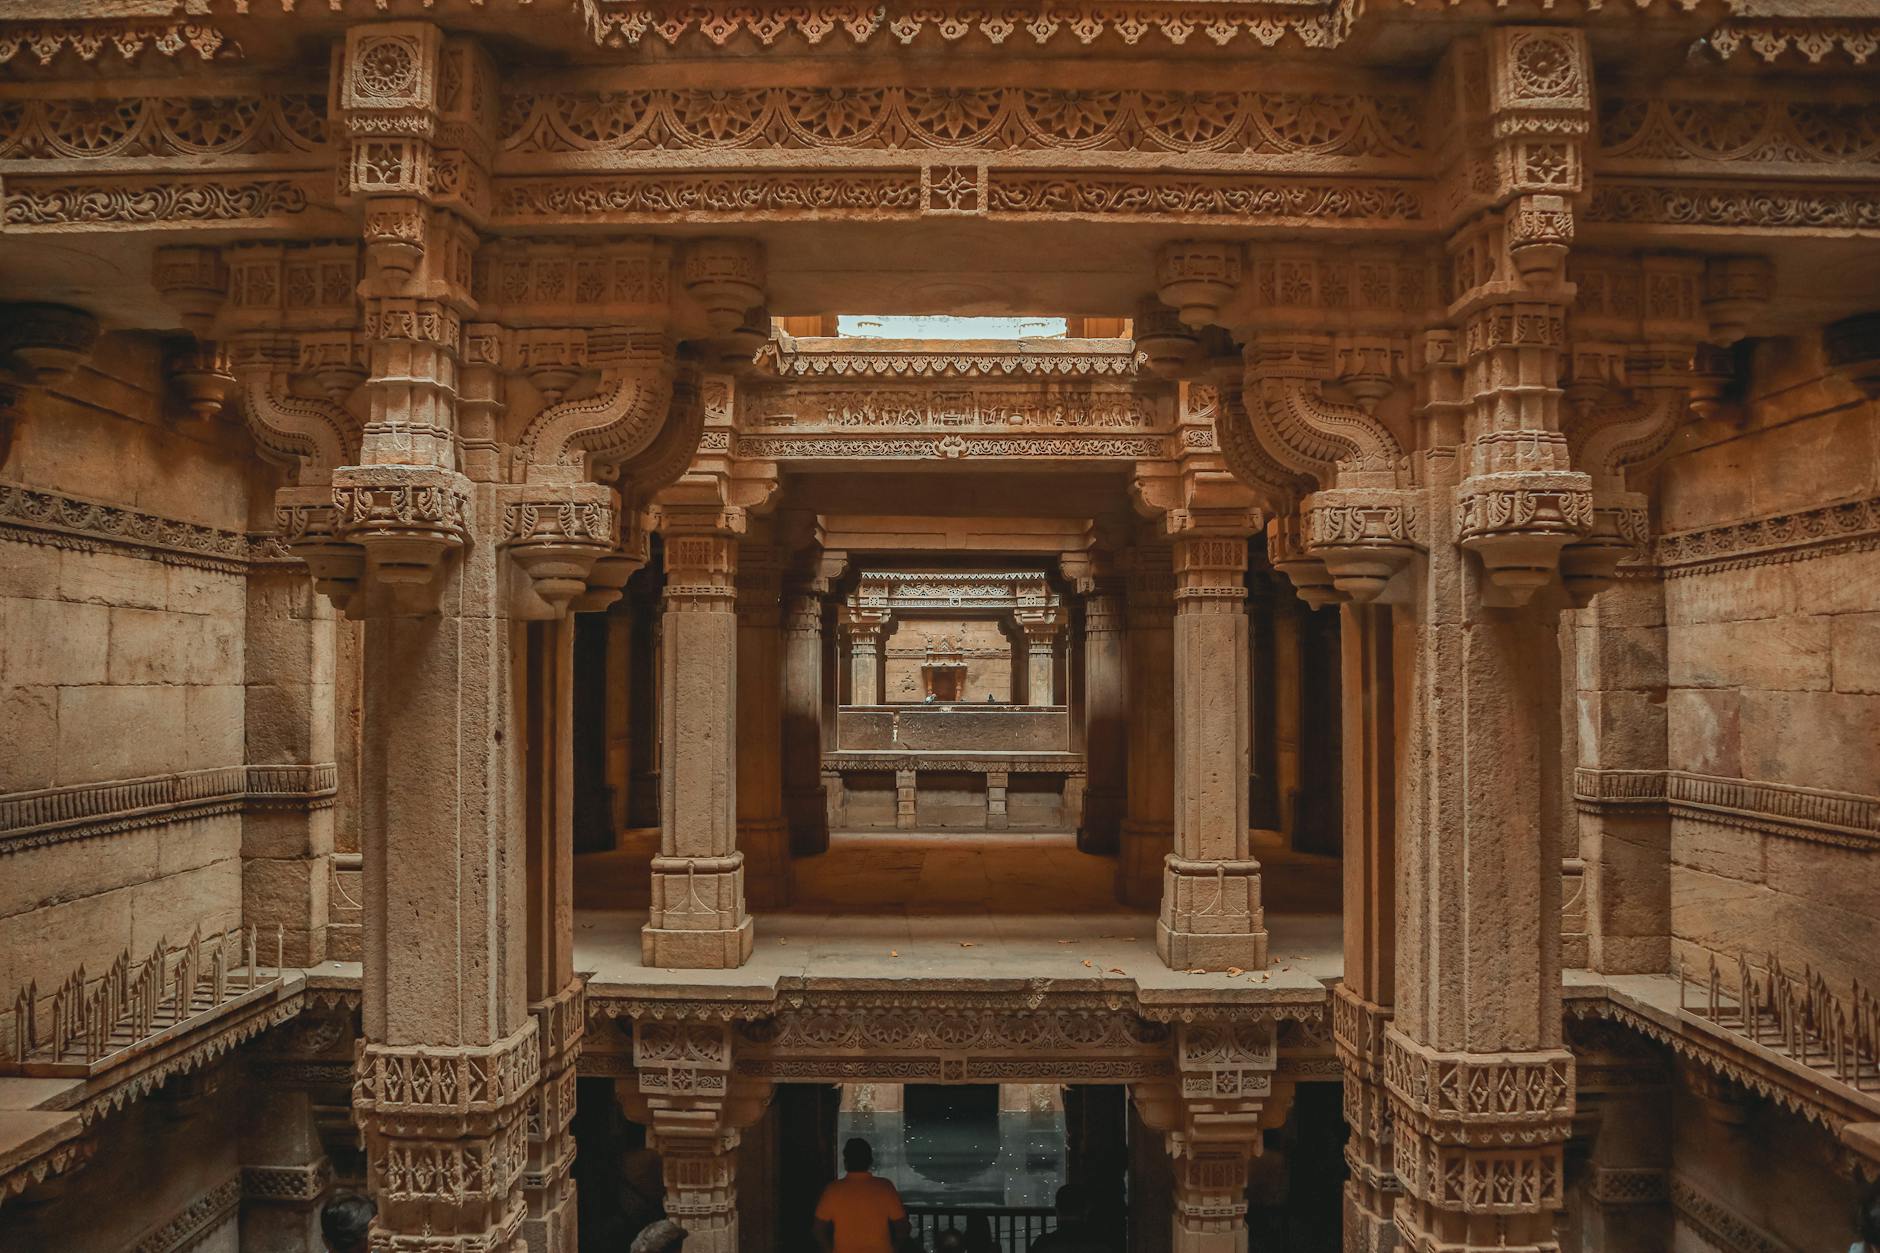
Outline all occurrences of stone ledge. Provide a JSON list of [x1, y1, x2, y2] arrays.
[[0, 480, 294, 573], [1573, 768, 1880, 851], [0, 764, 340, 855]]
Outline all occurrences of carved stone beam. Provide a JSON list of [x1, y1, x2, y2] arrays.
[[0, 303, 99, 469]]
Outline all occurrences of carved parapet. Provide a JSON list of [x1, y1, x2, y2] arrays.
[[331, 463, 471, 602], [1455, 469, 1593, 602], [1303, 486, 1421, 603], [1266, 508, 1343, 611], [500, 480, 619, 619]]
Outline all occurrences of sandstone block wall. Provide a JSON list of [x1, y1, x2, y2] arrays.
[[0, 336, 259, 1031], [1644, 338, 1878, 998]]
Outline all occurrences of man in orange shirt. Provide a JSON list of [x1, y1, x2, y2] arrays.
[[814, 1137, 910, 1253]]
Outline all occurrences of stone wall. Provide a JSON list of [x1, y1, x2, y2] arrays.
[[1576, 336, 1880, 998], [0, 336, 259, 1026], [883, 616, 1013, 703]]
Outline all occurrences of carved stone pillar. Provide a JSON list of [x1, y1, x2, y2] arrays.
[[242, 566, 338, 966], [353, 499, 536, 1253], [1133, 1021, 1276, 1253], [524, 982, 583, 1253], [736, 536, 792, 908], [782, 592, 830, 855], [1119, 545, 1175, 908], [619, 1022, 775, 1253], [1080, 578, 1129, 854], [644, 521, 753, 969], [841, 608, 887, 705], [1337, 602, 1399, 1253], [1568, 1023, 1671, 1253], [1017, 612, 1062, 705], [240, 1087, 334, 1253], [1159, 532, 1265, 972]]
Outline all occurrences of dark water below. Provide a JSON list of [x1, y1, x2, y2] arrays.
[[838, 1107, 1066, 1209]]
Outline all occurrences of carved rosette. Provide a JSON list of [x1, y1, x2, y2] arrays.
[[331, 463, 471, 594], [1455, 470, 1593, 600], [1303, 487, 1421, 603], [500, 482, 619, 619]]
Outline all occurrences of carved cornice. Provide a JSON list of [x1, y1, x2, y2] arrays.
[[0, 764, 340, 856], [1574, 768, 1880, 852], [0, 24, 230, 68], [128, 1174, 241, 1253], [0, 90, 329, 160], [1597, 95, 1880, 175], [0, 482, 294, 572], [735, 433, 1169, 461], [1653, 494, 1880, 575], [579, 0, 1345, 51], [1704, 20, 1880, 68], [757, 338, 1141, 380]]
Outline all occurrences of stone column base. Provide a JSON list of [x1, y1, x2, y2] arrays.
[[1116, 819, 1173, 908], [644, 855, 754, 969], [1156, 856, 1267, 971], [738, 817, 793, 908]]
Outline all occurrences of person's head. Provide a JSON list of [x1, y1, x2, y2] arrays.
[[1861, 1178, 1880, 1248], [1054, 1183, 1090, 1223], [843, 1137, 874, 1172], [630, 1219, 689, 1253], [319, 1193, 375, 1253]]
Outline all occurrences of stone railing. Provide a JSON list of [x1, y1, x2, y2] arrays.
[[835, 704, 1070, 753]]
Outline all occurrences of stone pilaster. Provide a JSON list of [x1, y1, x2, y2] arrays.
[[644, 522, 753, 969], [1079, 577, 1129, 854], [986, 769, 1010, 831], [894, 767, 918, 831], [242, 567, 338, 966], [1158, 532, 1265, 972], [1119, 544, 1175, 908], [781, 592, 830, 854], [735, 536, 791, 908]]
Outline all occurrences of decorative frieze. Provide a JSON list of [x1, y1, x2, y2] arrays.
[[0, 92, 329, 160], [1576, 768, 1880, 851], [2, 175, 323, 229], [1670, 1177, 1796, 1253], [0, 24, 229, 67], [1654, 494, 1880, 575], [1586, 180, 1880, 231], [501, 84, 1421, 160], [128, 1174, 241, 1253], [241, 1159, 335, 1204], [0, 481, 295, 572], [0, 764, 339, 856]]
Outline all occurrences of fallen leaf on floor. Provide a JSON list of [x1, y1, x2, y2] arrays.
[[1226, 966, 1244, 976], [959, 942, 975, 947], [1107, 967, 1126, 975], [1187, 969, 1207, 975], [1081, 959, 1093, 968], [1057, 939, 1074, 945], [890, 950, 899, 957]]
